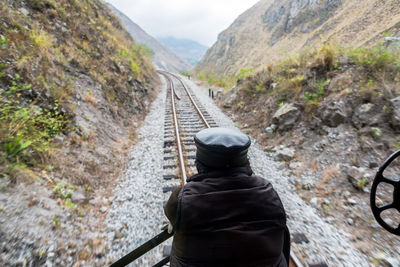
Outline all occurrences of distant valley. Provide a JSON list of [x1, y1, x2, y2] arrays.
[[158, 36, 208, 66]]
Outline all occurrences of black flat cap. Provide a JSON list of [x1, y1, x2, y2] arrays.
[[194, 127, 251, 168]]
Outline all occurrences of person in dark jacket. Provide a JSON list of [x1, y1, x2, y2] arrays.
[[164, 127, 289, 267]]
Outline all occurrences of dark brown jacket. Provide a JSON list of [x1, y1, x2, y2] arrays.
[[164, 166, 288, 267]]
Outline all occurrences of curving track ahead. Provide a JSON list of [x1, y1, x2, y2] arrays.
[[159, 70, 217, 187]]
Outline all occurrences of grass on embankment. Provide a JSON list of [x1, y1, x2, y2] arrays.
[[196, 44, 400, 96], [196, 44, 400, 147], [0, 0, 155, 185]]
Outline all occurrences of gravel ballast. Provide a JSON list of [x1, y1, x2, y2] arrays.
[[105, 79, 167, 266], [105, 75, 369, 266]]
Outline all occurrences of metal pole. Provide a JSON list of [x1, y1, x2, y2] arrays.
[[109, 230, 173, 267]]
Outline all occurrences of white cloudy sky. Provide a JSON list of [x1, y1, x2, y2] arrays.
[[104, 0, 259, 47]]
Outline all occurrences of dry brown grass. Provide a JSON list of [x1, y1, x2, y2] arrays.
[[317, 163, 341, 189], [85, 92, 98, 107], [70, 135, 81, 145], [310, 159, 319, 172], [352, 154, 361, 167]]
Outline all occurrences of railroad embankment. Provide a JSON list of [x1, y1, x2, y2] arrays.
[[0, 0, 159, 265], [212, 44, 400, 264]]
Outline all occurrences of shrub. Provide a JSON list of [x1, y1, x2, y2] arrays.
[[196, 71, 237, 89], [318, 44, 335, 71], [30, 26, 54, 52], [53, 217, 60, 228], [0, 36, 8, 46], [237, 68, 254, 81], [255, 83, 264, 91], [196, 71, 217, 85], [52, 180, 74, 199], [356, 177, 369, 189], [134, 44, 154, 60], [303, 79, 328, 102], [64, 198, 77, 210], [30, 0, 55, 11], [3, 135, 32, 161], [115, 45, 150, 79], [0, 75, 67, 171], [180, 71, 189, 77], [130, 61, 140, 77], [290, 75, 306, 86], [371, 127, 382, 139], [347, 47, 400, 73]]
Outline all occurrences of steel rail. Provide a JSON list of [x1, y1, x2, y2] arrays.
[[157, 70, 181, 100], [167, 74, 187, 184], [164, 71, 210, 129]]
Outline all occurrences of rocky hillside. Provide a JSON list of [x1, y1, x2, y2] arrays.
[[107, 4, 192, 73], [0, 0, 158, 188], [194, 0, 400, 76], [216, 44, 400, 263], [0, 1, 159, 265], [158, 36, 208, 66]]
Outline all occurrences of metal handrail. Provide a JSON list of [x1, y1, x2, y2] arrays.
[[109, 229, 172, 267]]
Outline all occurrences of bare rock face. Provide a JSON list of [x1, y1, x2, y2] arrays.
[[272, 147, 296, 161], [384, 37, 400, 52], [345, 166, 372, 191], [272, 103, 301, 131], [319, 100, 349, 127], [264, 0, 342, 45], [352, 103, 384, 129], [390, 96, 400, 130], [194, 0, 400, 76], [71, 191, 88, 204]]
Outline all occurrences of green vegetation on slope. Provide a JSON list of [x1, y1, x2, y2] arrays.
[[0, 72, 67, 172], [218, 44, 400, 150], [216, 44, 400, 261], [238, 45, 399, 110], [203, 44, 399, 105], [196, 68, 254, 90], [0, 0, 155, 182]]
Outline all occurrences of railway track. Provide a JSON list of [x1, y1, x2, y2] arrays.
[[157, 71, 303, 267], [159, 70, 217, 188]]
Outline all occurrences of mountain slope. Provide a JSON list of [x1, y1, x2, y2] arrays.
[[107, 4, 192, 72], [0, 0, 158, 186], [194, 0, 400, 76], [0, 0, 159, 265], [158, 36, 208, 66]]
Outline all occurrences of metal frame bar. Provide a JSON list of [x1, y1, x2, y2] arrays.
[[109, 230, 172, 267]]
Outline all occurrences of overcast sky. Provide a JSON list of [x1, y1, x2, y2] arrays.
[[104, 0, 259, 47]]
